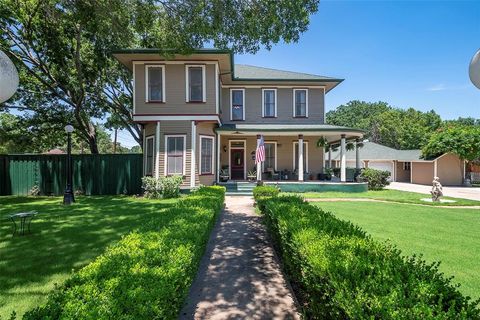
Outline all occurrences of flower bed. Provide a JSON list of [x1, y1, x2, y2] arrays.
[[259, 195, 479, 319], [24, 186, 225, 320]]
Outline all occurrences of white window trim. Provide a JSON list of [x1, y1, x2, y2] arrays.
[[228, 140, 246, 180], [185, 64, 206, 103], [144, 135, 155, 176], [145, 65, 166, 103], [293, 89, 309, 117], [261, 141, 278, 172], [199, 135, 215, 175], [164, 135, 187, 176], [262, 88, 277, 118], [230, 88, 245, 121], [293, 141, 309, 172]]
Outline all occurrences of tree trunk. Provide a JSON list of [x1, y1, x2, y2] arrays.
[[113, 128, 117, 154]]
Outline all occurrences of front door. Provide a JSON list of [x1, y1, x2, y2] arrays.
[[230, 149, 245, 180]]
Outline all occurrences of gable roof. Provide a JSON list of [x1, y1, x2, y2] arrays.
[[329, 141, 422, 161], [233, 64, 341, 81]]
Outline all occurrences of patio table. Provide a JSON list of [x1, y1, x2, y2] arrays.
[[9, 211, 38, 235]]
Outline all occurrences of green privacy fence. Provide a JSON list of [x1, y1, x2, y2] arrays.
[[0, 154, 143, 196]]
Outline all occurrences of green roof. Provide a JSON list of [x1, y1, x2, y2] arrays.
[[233, 64, 342, 82], [330, 142, 422, 161]]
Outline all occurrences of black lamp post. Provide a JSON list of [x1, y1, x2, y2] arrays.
[[63, 124, 75, 205]]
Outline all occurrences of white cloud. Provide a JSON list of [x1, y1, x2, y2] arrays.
[[427, 84, 447, 91], [426, 83, 471, 92]]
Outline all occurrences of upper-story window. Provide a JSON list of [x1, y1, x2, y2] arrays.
[[293, 89, 308, 117], [146, 65, 165, 102], [262, 89, 277, 117], [186, 65, 206, 102], [230, 89, 245, 121]]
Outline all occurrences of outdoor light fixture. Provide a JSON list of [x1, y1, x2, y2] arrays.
[[469, 49, 480, 89], [223, 145, 227, 152], [0, 50, 19, 103], [63, 124, 75, 205]]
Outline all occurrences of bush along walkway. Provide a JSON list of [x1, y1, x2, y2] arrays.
[[23, 186, 225, 320], [257, 194, 480, 319], [179, 196, 300, 319]]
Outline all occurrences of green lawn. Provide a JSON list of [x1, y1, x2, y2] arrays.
[[296, 189, 480, 206], [0, 196, 178, 318], [312, 201, 480, 299]]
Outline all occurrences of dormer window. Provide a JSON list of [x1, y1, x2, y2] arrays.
[[146, 65, 165, 102], [262, 89, 277, 117], [294, 89, 308, 117], [186, 65, 206, 102]]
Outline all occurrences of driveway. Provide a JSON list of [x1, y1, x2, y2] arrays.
[[179, 196, 300, 320], [387, 182, 480, 201]]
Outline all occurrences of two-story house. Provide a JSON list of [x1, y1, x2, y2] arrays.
[[113, 49, 364, 189]]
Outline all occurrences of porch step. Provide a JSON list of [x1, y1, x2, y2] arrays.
[[225, 191, 254, 196], [236, 182, 256, 192]]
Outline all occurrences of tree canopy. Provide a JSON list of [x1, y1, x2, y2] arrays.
[[326, 100, 442, 150], [1, 0, 320, 153], [422, 125, 480, 161]]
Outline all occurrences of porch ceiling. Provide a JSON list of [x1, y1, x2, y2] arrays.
[[216, 124, 364, 141]]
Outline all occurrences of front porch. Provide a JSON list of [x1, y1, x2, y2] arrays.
[[216, 124, 365, 184], [220, 180, 368, 194]]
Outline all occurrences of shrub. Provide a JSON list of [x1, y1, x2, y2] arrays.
[[359, 167, 390, 190], [160, 175, 183, 198], [259, 196, 480, 319], [141, 176, 161, 199], [252, 185, 280, 201], [24, 186, 225, 320]]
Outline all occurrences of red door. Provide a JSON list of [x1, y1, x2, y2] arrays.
[[230, 149, 245, 180]]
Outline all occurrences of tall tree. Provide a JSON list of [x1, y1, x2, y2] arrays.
[[422, 125, 480, 181], [1, 0, 320, 152], [326, 101, 442, 149]]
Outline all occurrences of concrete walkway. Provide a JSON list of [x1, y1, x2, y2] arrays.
[[387, 182, 480, 201], [179, 196, 300, 320]]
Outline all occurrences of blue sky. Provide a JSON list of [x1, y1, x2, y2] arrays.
[[235, 0, 480, 120]]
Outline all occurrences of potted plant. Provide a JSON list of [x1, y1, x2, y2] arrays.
[[324, 168, 333, 181], [247, 169, 257, 182]]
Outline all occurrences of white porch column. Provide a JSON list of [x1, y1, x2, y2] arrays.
[[190, 121, 196, 188], [298, 134, 304, 181], [355, 138, 360, 170], [340, 134, 346, 182], [216, 133, 221, 183], [256, 135, 262, 181], [155, 121, 161, 179], [328, 147, 332, 169]]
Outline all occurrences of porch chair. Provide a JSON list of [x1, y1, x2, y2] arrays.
[[266, 168, 280, 181], [219, 168, 230, 182]]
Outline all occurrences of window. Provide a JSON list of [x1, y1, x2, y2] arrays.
[[231, 89, 245, 121], [146, 65, 165, 102], [145, 136, 154, 176], [403, 162, 411, 171], [262, 89, 276, 117], [293, 142, 308, 172], [294, 89, 308, 117], [165, 136, 185, 175], [200, 136, 214, 174], [262, 142, 276, 171], [186, 65, 205, 102]]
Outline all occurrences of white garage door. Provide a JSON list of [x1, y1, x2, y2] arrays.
[[368, 161, 393, 181]]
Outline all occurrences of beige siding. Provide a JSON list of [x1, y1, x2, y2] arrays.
[[197, 122, 217, 186], [437, 153, 463, 186], [411, 162, 434, 185], [220, 88, 325, 124], [135, 63, 217, 115], [395, 161, 411, 182], [219, 135, 324, 179]]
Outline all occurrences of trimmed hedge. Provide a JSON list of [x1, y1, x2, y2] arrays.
[[24, 186, 225, 320], [260, 196, 480, 319], [253, 185, 280, 211], [359, 168, 390, 190]]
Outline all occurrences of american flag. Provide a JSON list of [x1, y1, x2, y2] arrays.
[[255, 135, 265, 164]]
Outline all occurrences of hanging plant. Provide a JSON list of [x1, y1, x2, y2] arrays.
[[316, 136, 328, 148], [346, 142, 356, 151]]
